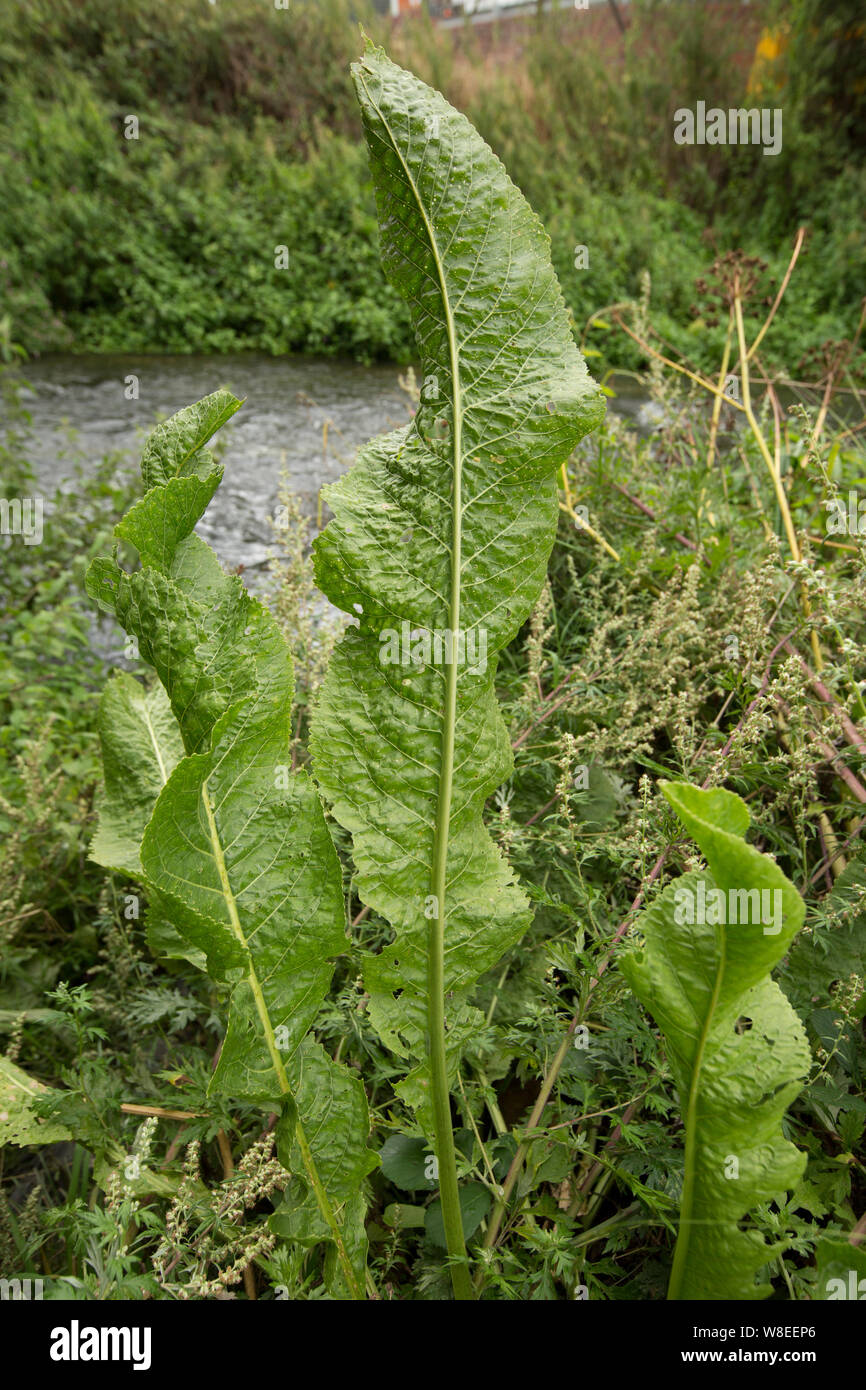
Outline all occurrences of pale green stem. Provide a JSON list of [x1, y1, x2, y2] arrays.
[[667, 930, 725, 1300], [202, 781, 363, 1300]]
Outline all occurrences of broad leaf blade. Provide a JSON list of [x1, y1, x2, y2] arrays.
[[311, 48, 604, 1120], [140, 705, 346, 1094], [90, 670, 184, 878], [815, 1237, 866, 1300], [272, 1040, 378, 1292], [620, 781, 811, 1300], [0, 1056, 72, 1147], [87, 392, 375, 1296], [140, 388, 241, 492]]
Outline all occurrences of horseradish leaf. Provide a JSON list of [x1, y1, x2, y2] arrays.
[[87, 392, 374, 1298], [90, 671, 183, 878], [310, 47, 603, 1294], [621, 781, 811, 1300], [140, 703, 347, 1096]]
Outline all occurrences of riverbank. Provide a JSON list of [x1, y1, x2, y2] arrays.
[[1, 0, 863, 377]]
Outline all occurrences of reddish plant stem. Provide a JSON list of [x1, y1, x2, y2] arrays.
[[512, 664, 602, 752], [612, 482, 700, 554], [781, 641, 866, 758], [808, 816, 866, 887], [567, 1098, 643, 1218]]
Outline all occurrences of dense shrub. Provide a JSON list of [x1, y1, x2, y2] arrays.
[[0, 0, 862, 370]]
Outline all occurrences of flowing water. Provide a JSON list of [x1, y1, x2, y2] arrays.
[[15, 352, 648, 574]]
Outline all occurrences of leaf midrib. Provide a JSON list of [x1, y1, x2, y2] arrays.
[[354, 72, 464, 626], [668, 917, 726, 1300], [354, 71, 463, 947], [355, 63, 473, 1297], [140, 697, 169, 787], [199, 769, 363, 1297], [199, 776, 293, 1097]]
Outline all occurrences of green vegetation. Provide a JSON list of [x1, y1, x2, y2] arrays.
[[1, 18, 864, 1306], [85, 389, 374, 1298], [622, 782, 810, 1300], [2, 336, 865, 1299], [310, 49, 603, 1298], [0, 0, 863, 373]]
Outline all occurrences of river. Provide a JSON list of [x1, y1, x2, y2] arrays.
[[15, 353, 647, 575]]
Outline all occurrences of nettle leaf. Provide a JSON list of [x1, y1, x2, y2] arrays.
[[86, 391, 375, 1298], [311, 49, 603, 1124], [621, 781, 811, 1301]]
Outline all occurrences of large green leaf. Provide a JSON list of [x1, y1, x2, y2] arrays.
[[311, 47, 604, 1122], [90, 670, 184, 879], [86, 391, 375, 1298], [620, 781, 811, 1300], [140, 704, 346, 1097], [0, 1056, 72, 1147], [815, 1236, 866, 1300]]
